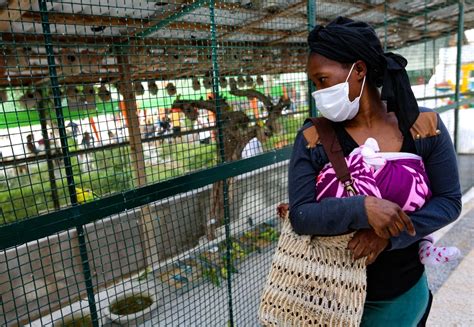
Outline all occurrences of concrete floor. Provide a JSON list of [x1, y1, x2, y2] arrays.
[[457, 154, 474, 194], [127, 156, 474, 326], [132, 200, 474, 326], [426, 190, 474, 326]]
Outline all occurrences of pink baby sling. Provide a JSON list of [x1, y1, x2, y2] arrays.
[[316, 138, 432, 213]]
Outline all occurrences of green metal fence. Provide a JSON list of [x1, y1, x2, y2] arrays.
[[0, 0, 472, 326]]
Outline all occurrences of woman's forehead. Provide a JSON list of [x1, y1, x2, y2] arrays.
[[307, 53, 346, 72], [308, 53, 342, 64]]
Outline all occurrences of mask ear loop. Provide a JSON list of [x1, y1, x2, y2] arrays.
[[345, 63, 356, 83], [358, 76, 366, 98], [346, 63, 366, 100]]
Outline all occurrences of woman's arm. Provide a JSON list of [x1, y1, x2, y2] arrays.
[[389, 113, 462, 250], [288, 124, 370, 235]]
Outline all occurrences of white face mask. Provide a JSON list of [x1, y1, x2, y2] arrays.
[[311, 63, 366, 122]]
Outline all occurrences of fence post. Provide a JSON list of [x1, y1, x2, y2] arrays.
[[37, 0, 99, 325], [454, 0, 464, 152], [307, 0, 317, 117], [433, 39, 438, 109], [115, 51, 158, 266], [209, 0, 234, 325], [384, 2, 388, 51], [423, 0, 428, 99]]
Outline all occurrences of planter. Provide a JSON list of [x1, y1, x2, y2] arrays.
[[105, 291, 157, 326], [26, 301, 94, 327], [53, 313, 93, 327]]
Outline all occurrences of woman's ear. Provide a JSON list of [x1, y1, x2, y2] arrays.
[[354, 60, 367, 80]]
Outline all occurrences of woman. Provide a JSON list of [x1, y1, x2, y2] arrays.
[[288, 17, 462, 325]]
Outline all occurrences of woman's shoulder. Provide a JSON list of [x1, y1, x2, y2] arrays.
[[298, 120, 320, 149], [410, 107, 441, 140]]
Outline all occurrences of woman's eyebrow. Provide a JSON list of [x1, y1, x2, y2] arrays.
[[311, 72, 328, 78]]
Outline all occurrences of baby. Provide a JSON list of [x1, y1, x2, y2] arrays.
[[279, 137, 460, 266]]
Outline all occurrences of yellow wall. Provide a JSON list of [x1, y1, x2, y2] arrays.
[[461, 63, 474, 93]]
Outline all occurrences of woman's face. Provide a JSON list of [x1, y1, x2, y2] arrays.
[[307, 53, 363, 101]]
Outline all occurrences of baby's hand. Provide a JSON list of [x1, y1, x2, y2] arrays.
[[277, 203, 289, 219]]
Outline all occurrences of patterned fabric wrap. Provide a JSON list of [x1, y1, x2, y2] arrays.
[[259, 219, 367, 326], [316, 138, 432, 212]]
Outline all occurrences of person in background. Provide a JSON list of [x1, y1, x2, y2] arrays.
[[25, 134, 40, 155], [107, 130, 118, 144], [81, 131, 93, 149], [170, 109, 181, 135], [66, 121, 79, 140], [241, 137, 263, 158], [144, 118, 156, 139], [196, 114, 211, 145], [242, 121, 269, 158]]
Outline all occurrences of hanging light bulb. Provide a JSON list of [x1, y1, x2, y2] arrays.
[[98, 84, 112, 102], [192, 78, 201, 91], [134, 82, 145, 96], [0, 89, 8, 103], [166, 82, 177, 96], [237, 76, 246, 88], [148, 81, 158, 96], [229, 77, 237, 90], [219, 76, 228, 88], [203, 77, 212, 89], [245, 75, 254, 87], [19, 90, 42, 109]]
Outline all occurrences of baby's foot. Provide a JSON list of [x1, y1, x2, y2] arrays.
[[419, 236, 461, 266]]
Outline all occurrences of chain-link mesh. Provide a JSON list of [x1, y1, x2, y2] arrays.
[[0, 0, 472, 326]]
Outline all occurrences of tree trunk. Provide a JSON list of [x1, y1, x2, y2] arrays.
[[37, 104, 60, 210]]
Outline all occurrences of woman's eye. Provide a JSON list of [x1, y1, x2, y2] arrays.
[[319, 77, 327, 83]]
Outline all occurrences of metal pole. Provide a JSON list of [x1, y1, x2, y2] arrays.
[[209, 0, 234, 326], [384, 1, 388, 52], [454, 0, 464, 152], [307, 0, 317, 117], [38, 1, 99, 326], [433, 39, 438, 109], [423, 0, 428, 99]]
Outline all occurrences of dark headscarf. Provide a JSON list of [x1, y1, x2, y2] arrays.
[[308, 16, 419, 134]]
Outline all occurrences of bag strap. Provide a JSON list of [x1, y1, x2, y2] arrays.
[[309, 117, 357, 196]]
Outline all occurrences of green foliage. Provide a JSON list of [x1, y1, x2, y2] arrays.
[[137, 266, 152, 281], [158, 142, 217, 172], [0, 140, 220, 223], [202, 266, 221, 287]]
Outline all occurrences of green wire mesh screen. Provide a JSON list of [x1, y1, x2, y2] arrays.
[[0, 0, 472, 326]]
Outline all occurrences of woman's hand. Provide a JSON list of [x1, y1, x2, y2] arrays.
[[277, 203, 289, 219], [364, 196, 416, 239], [347, 229, 389, 265]]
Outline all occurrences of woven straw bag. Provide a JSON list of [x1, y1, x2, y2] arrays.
[[258, 117, 367, 326], [258, 216, 367, 326]]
